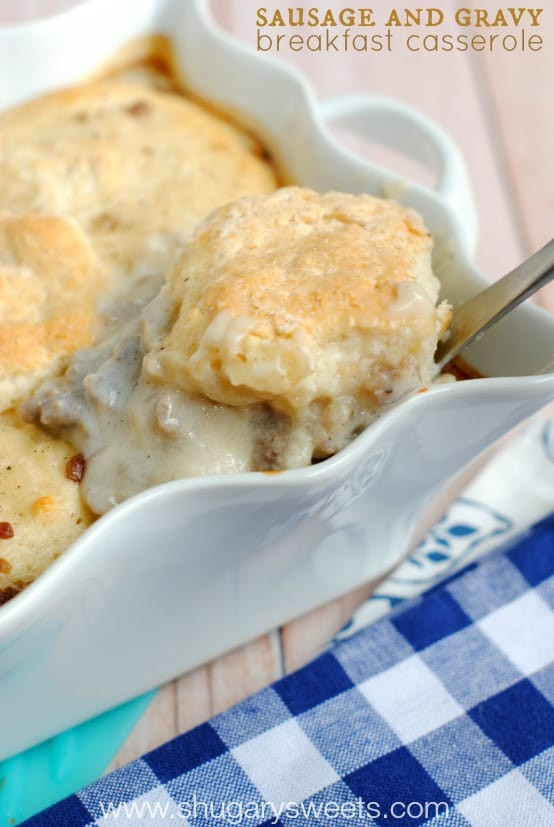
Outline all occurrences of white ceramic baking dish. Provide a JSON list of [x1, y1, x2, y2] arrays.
[[0, 0, 552, 761]]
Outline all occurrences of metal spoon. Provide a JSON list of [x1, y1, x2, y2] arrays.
[[435, 238, 554, 368]]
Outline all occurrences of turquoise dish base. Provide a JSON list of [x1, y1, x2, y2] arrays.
[[0, 692, 155, 825]]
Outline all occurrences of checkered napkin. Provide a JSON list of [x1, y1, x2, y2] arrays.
[[24, 513, 554, 826]]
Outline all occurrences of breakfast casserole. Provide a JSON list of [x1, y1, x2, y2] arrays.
[[0, 53, 451, 601]]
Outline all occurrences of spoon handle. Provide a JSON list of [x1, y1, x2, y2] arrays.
[[435, 238, 554, 368]]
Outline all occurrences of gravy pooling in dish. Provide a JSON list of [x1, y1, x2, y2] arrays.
[[24, 188, 452, 514]]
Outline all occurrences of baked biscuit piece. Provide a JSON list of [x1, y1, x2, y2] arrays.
[[0, 213, 106, 412], [0, 411, 94, 605], [0, 214, 106, 412], [0, 81, 278, 280], [144, 187, 451, 413]]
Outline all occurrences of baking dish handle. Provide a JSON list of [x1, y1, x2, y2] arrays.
[[319, 94, 478, 255]]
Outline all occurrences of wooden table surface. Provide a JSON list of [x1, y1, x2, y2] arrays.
[[1, 0, 552, 771]]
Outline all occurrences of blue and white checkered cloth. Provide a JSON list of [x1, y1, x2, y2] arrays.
[[24, 512, 554, 826]]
